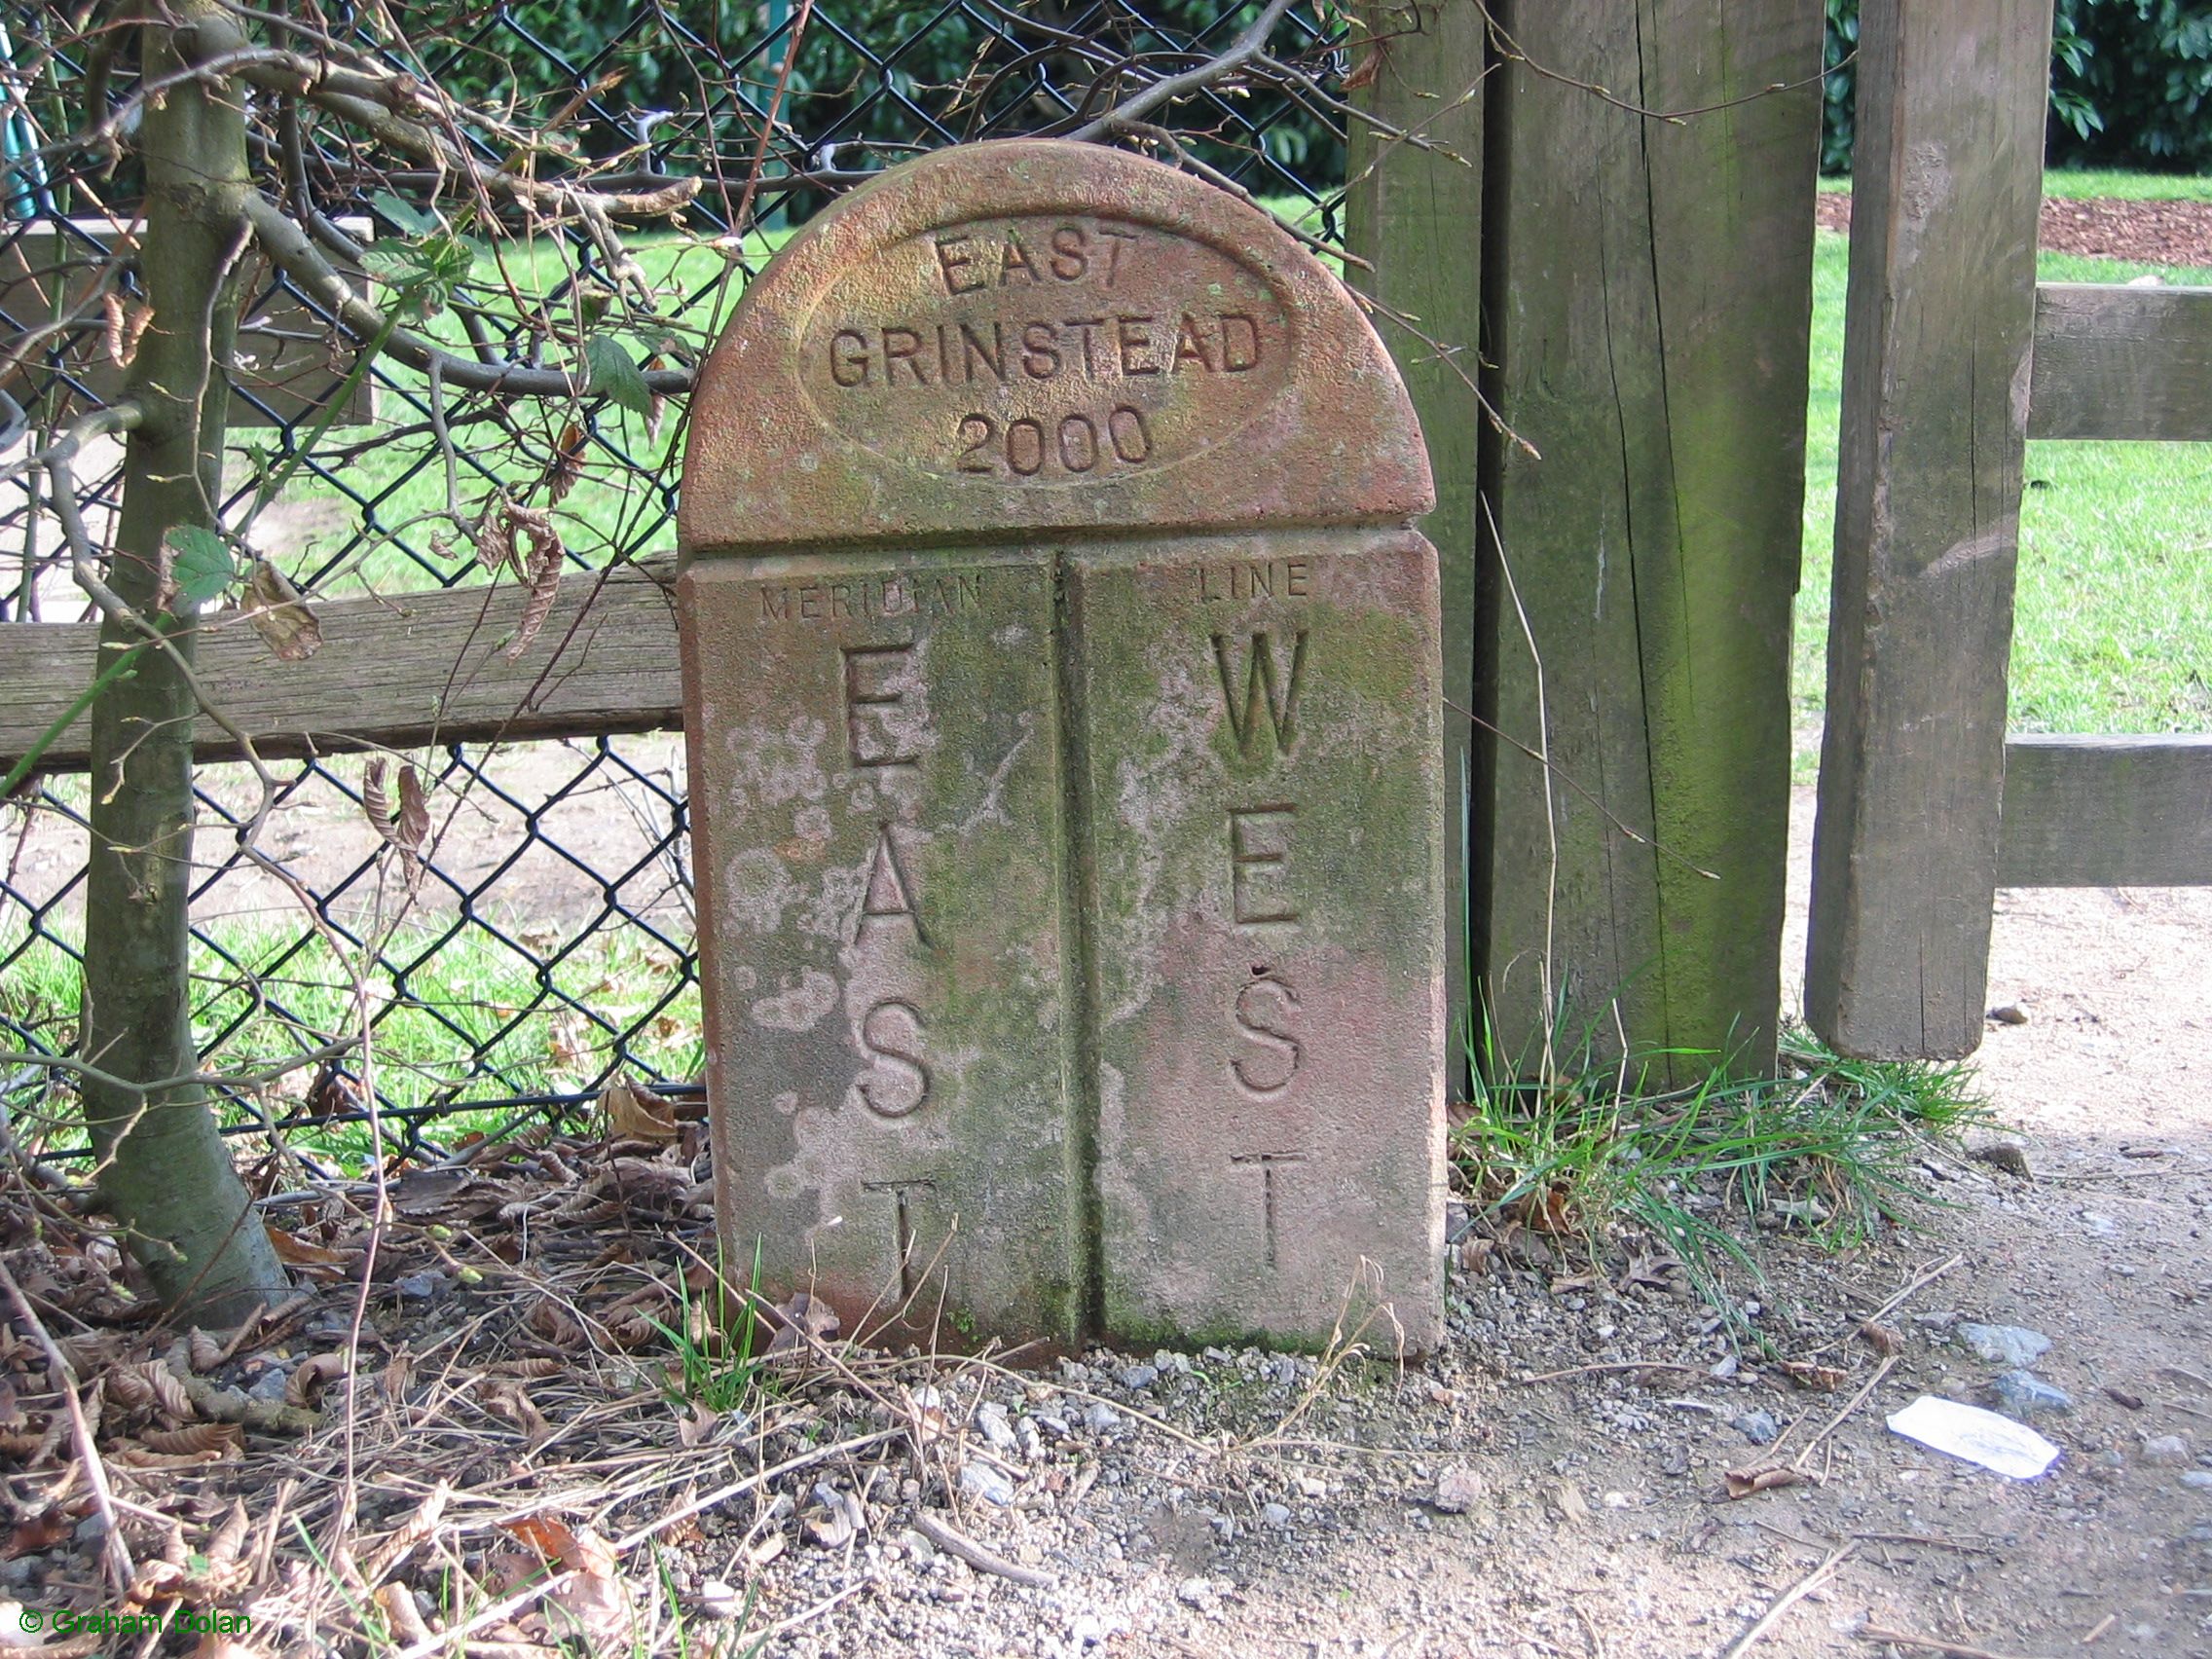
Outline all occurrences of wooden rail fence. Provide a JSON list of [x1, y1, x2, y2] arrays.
[[5, 0, 2205, 1078], [1806, 0, 2212, 1062]]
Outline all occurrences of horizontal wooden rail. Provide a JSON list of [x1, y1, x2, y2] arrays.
[[7, 573, 2205, 889], [2028, 282, 2212, 442], [1998, 733, 2212, 886], [0, 558, 682, 771]]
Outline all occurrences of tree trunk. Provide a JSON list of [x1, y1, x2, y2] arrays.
[[81, 6, 286, 1321]]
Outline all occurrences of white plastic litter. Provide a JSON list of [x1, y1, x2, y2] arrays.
[[1886, 1394, 2061, 1480]]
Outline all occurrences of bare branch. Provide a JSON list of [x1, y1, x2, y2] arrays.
[[1065, 0, 1300, 142], [240, 193, 693, 398]]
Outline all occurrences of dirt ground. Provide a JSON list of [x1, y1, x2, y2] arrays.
[[1816, 190, 2212, 265], [712, 792, 2212, 1659]]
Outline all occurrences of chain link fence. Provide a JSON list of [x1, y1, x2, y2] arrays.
[[0, 2, 1348, 1161]]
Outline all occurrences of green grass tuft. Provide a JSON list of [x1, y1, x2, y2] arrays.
[[1453, 998, 1990, 1324]]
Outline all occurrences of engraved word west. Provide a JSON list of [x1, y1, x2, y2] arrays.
[[680, 139, 1445, 1352]]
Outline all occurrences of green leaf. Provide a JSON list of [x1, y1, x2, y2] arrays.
[[370, 190, 439, 238], [166, 525, 236, 607], [584, 334, 654, 417], [358, 244, 419, 282]]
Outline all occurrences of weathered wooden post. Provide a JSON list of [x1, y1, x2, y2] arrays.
[[1346, 1, 1486, 1094], [678, 140, 1447, 1350], [1476, 0, 1822, 1081], [1806, 0, 2054, 1059]]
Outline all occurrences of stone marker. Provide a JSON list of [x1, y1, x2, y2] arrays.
[[678, 138, 1445, 1351]]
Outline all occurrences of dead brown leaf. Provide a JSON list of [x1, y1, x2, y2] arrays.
[[374, 1581, 432, 1645], [264, 1224, 352, 1268], [544, 423, 588, 506], [503, 1516, 634, 1647], [501, 505, 565, 662], [106, 1361, 193, 1423], [362, 1482, 449, 1587], [1723, 1465, 1805, 1499], [109, 1443, 235, 1470], [242, 558, 321, 662], [389, 1167, 473, 1215], [601, 1075, 678, 1143], [1779, 1359, 1847, 1390], [6, 1510, 72, 1558], [285, 1350, 350, 1409], [764, 1290, 840, 1357], [1859, 1319, 1904, 1357], [482, 1379, 552, 1446], [527, 1298, 587, 1351], [1618, 1249, 1685, 1293], [103, 293, 151, 369], [393, 764, 430, 857], [141, 1423, 242, 1456]]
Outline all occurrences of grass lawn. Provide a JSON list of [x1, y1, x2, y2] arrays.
[[2, 912, 702, 1161], [1797, 228, 2212, 768]]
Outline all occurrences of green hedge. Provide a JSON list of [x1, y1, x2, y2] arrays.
[[1825, 0, 2212, 173]]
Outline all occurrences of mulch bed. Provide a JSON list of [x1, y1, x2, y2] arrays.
[[1816, 189, 2212, 266]]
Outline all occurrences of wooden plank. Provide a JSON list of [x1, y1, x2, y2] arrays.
[[1345, 0, 1484, 1088], [1804, 0, 2053, 1060], [1, 217, 378, 428], [1479, 0, 1821, 1080], [0, 559, 682, 771], [1999, 734, 2212, 886], [2028, 282, 2212, 441]]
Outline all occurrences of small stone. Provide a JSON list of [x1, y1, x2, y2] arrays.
[[1175, 1576, 1215, 1608], [975, 1401, 1017, 1452], [1988, 1004, 2029, 1025], [1732, 1410, 1780, 1447], [2146, 1434, 2194, 1467], [1988, 1371, 2073, 1418], [1433, 1466, 1483, 1513], [697, 1579, 743, 1620], [246, 1366, 292, 1404], [393, 1269, 447, 1300], [2181, 1471, 2212, 1492], [1260, 1502, 1293, 1529], [1083, 1402, 1121, 1434], [959, 1460, 1015, 1506], [1956, 1323, 2051, 1368], [1118, 1363, 1160, 1391]]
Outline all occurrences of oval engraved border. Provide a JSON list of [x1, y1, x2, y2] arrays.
[[792, 211, 1303, 489]]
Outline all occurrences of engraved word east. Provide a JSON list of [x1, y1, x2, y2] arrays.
[[798, 214, 1293, 482]]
